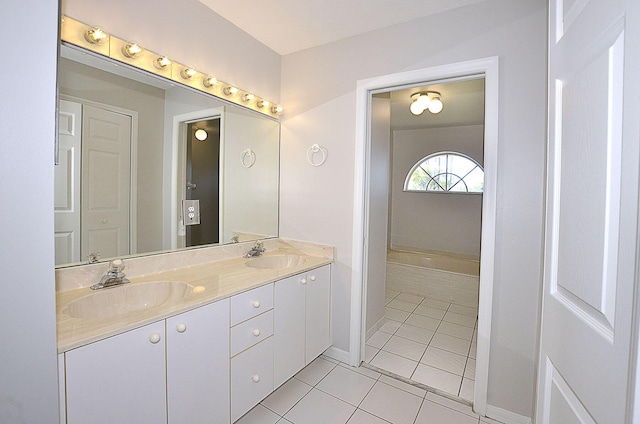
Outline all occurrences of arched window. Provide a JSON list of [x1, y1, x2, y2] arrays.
[[404, 151, 484, 193]]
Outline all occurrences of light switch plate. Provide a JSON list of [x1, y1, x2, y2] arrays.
[[182, 199, 200, 225]]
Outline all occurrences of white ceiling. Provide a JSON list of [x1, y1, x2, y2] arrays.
[[198, 0, 488, 55]]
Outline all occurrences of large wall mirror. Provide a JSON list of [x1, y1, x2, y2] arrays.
[[55, 44, 280, 267]]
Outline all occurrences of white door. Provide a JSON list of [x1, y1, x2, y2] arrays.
[[536, 0, 640, 423], [81, 104, 132, 260], [54, 100, 82, 264]]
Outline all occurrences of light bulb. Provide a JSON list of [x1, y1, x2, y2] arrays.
[[416, 94, 431, 109], [181, 67, 196, 79], [271, 105, 283, 114], [410, 100, 425, 116], [428, 97, 444, 114], [242, 93, 255, 102], [122, 42, 142, 58], [154, 56, 171, 69], [203, 76, 217, 88], [85, 28, 107, 44], [257, 100, 269, 109], [194, 129, 208, 141], [224, 86, 238, 95]]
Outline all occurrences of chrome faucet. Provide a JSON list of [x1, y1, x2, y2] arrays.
[[91, 259, 131, 290], [244, 241, 266, 258]]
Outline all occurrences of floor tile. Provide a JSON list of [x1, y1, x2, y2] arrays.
[[364, 345, 380, 363], [316, 365, 377, 406], [420, 346, 467, 376], [405, 313, 441, 331], [378, 374, 426, 398], [421, 298, 451, 310], [321, 354, 340, 364], [430, 333, 472, 356], [464, 358, 476, 380], [426, 392, 478, 418], [236, 404, 281, 424], [437, 321, 475, 340], [379, 319, 402, 334], [366, 330, 393, 349], [277, 419, 293, 424], [344, 363, 382, 380], [411, 364, 462, 395], [459, 378, 475, 401], [385, 307, 411, 322], [413, 304, 447, 320], [395, 323, 435, 344], [448, 303, 478, 317], [386, 289, 401, 298], [284, 388, 356, 424], [294, 356, 337, 386], [346, 409, 391, 424], [395, 293, 425, 304], [359, 381, 423, 424], [261, 378, 313, 416], [443, 311, 477, 327], [381, 336, 427, 362], [370, 350, 418, 379], [387, 299, 419, 313], [414, 399, 479, 424]]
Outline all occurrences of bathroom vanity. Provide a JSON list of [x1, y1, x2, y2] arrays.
[[55, 239, 333, 423]]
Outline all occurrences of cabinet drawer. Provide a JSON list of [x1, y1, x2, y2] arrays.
[[231, 283, 273, 325], [231, 310, 274, 357], [231, 337, 274, 422]]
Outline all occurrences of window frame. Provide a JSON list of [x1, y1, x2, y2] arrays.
[[403, 151, 484, 194]]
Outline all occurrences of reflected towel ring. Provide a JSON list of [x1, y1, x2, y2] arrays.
[[241, 148, 256, 168], [307, 144, 327, 167]]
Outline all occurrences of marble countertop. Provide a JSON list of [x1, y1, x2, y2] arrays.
[[56, 240, 333, 353]]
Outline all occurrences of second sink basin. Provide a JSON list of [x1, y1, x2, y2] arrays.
[[246, 254, 306, 270], [66, 281, 194, 320]]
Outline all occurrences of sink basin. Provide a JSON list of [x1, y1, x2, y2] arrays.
[[246, 254, 306, 270], [66, 281, 193, 319]]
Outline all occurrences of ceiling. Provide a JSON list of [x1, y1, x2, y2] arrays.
[[197, 0, 488, 55]]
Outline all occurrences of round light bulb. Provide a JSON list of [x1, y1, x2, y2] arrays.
[[224, 86, 238, 95], [416, 94, 431, 109], [203, 76, 217, 87], [122, 42, 142, 58], [181, 67, 196, 79], [428, 97, 444, 114], [257, 100, 269, 109], [242, 93, 255, 102], [154, 56, 171, 69], [85, 28, 107, 44], [194, 129, 208, 141], [410, 100, 425, 116]]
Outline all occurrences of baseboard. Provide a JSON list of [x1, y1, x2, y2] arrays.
[[486, 404, 532, 424], [323, 346, 352, 364], [365, 316, 386, 341]]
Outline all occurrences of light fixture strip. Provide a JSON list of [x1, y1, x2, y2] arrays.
[[60, 15, 282, 118]]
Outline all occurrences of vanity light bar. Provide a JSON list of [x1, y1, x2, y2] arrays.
[[60, 15, 283, 118]]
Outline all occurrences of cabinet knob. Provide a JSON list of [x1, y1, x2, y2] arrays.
[[252, 301, 261, 308], [310, 275, 316, 281], [252, 375, 260, 383], [300, 278, 307, 285], [176, 323, 187, 333], [149, 333, 161, 344], [252, 329, 260, 337]]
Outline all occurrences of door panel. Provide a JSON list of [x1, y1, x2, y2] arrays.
[[537, 0, 640, 422]]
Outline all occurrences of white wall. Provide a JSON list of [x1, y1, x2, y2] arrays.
[[280, 0, 546, 418], [0, 0, 60, 422], [391, 125, 484, 257]]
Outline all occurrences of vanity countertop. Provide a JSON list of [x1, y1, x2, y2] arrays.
[[56, 241, 333, 353]]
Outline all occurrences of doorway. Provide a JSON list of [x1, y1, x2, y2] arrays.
[[352, 57, 499, 415]]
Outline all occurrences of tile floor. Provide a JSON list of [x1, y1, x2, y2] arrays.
[[364, 290, 478, 401], [237, 355, 501, 424]]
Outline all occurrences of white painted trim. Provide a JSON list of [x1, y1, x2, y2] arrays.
[[351, 57, 499, 415], [486, 404, 533, 424], [323, 346, 352, 364], [169, 107, 225, 249]]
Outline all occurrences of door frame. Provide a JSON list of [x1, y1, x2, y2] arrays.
[[351, 56, 499, 415]]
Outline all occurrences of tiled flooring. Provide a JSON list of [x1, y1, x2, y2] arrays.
[[364, 290, 478, 401], [237, 355, 501, 424]]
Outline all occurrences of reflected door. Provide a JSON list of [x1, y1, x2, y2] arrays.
[[186, 118, 221, 247]]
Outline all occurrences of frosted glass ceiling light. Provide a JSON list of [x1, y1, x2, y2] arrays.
[[154, 56, 171, 69], [409, 91, 443, 115], [194, 129, 208, 141], [122, 42, 142, 58], [410, 99, 425, 115], [428, 96, 444, 114], [85, 27, 107, 44]]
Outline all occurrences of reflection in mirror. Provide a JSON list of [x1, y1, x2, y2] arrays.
[[55, 44, 280, 267]]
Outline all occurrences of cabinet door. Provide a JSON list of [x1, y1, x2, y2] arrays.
[[231, 337, 274, 422], [166, 299, 230, 424], [65, 321, 167, 424], [273, 273, 306, 388], [306, 265, 331, 362]]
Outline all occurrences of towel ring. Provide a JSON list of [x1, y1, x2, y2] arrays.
[[307, 144, 327, 167], [240, 148, 256, 168]]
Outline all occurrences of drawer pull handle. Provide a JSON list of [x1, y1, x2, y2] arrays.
[[176, 323, 187, 333], [252, 301, 261, 308], [149, 333, 161, 344], [252, 329, 260, 337], [310, 275, 316, 281], [252, 374, 260, 383], [300, 278, 307, 285]]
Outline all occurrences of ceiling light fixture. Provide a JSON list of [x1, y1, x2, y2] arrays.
[[410, 91, 443, 115], [194, 129, 208, 141]]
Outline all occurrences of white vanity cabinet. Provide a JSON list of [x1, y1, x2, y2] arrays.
[[274, 265, 331, 388], [63, 299, 230, 424]]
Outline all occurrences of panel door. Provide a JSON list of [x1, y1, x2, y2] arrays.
[[536, 0, 640, 422], [81, 104, 131, 260], [306, 265, 332, 362], [231, 337, 274, 422], [65, 321, 167, 424], [54, 100, 81, 264], [166, 299, 230, 424]]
